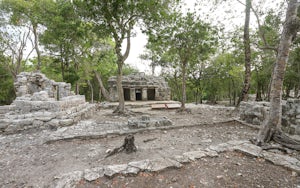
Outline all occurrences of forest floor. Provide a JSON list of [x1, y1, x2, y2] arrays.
[[0, 101, 299, 187]]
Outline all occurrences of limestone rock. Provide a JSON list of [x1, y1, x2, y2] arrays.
[[104, 164, 128, 177], [83, 167, 104, 182], [1, 72, 96, 134], [54, 171, 83, 188], [128, 116, 173, 129]]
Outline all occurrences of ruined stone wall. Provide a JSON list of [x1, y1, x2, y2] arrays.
[[0, 72, 95, 134], [14, 72, 73, 99], [282, 99, 300, 135], [239, 99, 300, 135]]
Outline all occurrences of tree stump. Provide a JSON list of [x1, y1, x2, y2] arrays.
[[123, 134, 137, 153], [105, 134, 137, 158]]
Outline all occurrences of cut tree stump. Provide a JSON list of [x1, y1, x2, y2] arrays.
[[105, 134, 137, 158]]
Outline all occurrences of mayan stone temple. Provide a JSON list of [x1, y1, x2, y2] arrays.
[[108, 72, 171, 102], [0, 72, 95, 134]]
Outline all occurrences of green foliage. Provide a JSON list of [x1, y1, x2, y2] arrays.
[[0, 63, 15, 105], [146, 10, 218, 105], [202, 53, 244, 104]]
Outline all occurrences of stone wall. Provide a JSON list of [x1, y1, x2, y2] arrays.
[[239, 99, 300, 135], [282, 99, 300, 135], [108, 73, 171, 102], [0, 72, 95, 134], [14, 72, 73, 100]]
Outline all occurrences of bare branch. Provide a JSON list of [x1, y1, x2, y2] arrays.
[[236, 0, 246, 6]]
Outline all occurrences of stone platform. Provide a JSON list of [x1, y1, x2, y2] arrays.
[[0, 72, 95, 134]]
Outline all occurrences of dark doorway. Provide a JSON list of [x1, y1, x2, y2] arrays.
[[124, 88, 130, 101], [147, 88, 155, 100], [136, 89, 142, 100]]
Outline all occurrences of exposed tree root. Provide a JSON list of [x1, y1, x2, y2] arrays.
[[252, 131, 300, 151], [113, 106, 124, 114], [261, 144, 289, 153], [105, 134, 137, 158], [273, 131, 300, 151], [143, 138, 158, 143], [176, 108, 192, 114], [112, 107, 135, 116]]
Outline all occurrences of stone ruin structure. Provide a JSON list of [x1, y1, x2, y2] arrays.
[[239, 99, 300, 135], [0, 72, 95, 134], [108, 72, 171, 102]]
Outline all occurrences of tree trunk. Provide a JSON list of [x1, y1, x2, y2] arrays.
[[181, 61, 187, 110], [257, 0, 300, 144], [113, 29, 131, 114], [237, 0, 252, 105], [229, 78, 232, 105], [75, 82, 79, 95], [114, 61, 125, 114], [87, 80, 94, 103], [94, 71, 111, 101], [32, 24, 41, 71]]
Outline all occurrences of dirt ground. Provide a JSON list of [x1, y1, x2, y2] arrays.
[[0, 102, 299, 187]]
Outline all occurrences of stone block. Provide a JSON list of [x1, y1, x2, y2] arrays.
[[54, 171, 83, 188], [123, 166, 140, 175], [171, 155, 191, 163], [128, 159, 151, 170], [147, 158, 182, 172], [83, 167, 104, 181], [59, 119, 74, 127], [104, 164, 128, 177], [233, 143, 262, 157], [183, 150, 207, 161]]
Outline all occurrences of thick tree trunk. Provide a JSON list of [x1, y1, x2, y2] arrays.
[[237, 0, 252, 105], [257, 0, 300, 145], [94, 71, 111, 101], [114, 63, 125, 113]]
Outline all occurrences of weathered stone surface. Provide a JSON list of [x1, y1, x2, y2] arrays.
[[128, 159, 151, 170], [128, 116, 173, 129], [147, 158, 182, 172], [108, 72, 171, 102], [1, 72, 95, 134], [239, 100, 300, 135], [171, 154, 191, 163], [54, 171, 83, 188], [123, 166, 140, 175], [262, 151, 300, 173], [83, 167, 104, 181], [183, 150, 207, 161], [104, 164, 128, 177], [233, 143, 263, 157], [204, 149, 219, 157], [209, 143, 232, 152], [239, 101, 269, 125]]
